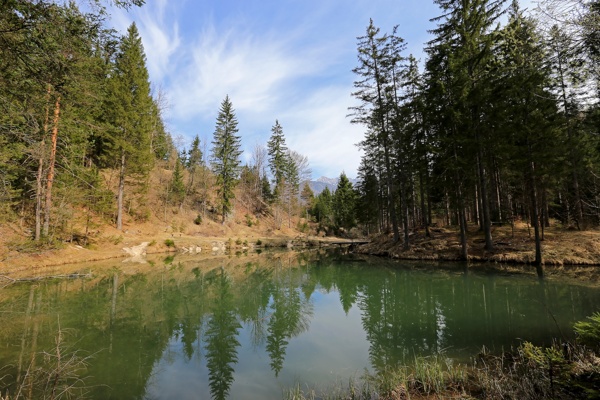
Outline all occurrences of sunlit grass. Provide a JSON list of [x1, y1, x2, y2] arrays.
[[284, 340, 600, 400]]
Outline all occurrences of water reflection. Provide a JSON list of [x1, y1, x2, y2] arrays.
[[205, 271, 240, 400], [0, 252, 598, 399]]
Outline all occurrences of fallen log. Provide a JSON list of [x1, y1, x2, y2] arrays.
[[0, 273, 92, 288]]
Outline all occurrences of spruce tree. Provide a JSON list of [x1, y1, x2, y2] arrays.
[[105, 22, 154, 230], [211, 95, 242, 223], [350, 19, 406, 243], [186, 134, 203, 191], [267, 119, 288, 196], [334, 173, 357, 231], [170, 158, 186, 206], [496, 2, 561, 273], [300, 182, 314, 219]]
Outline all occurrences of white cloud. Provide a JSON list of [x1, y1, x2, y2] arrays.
[[282, 86, 365, 179], [134, 3, 181, 82], [108, 2, 181, 82], [168, 23, 337, 122]]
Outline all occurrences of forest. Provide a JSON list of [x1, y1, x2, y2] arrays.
[[339, 0, 600, 270], [1, 0, 599, 270]]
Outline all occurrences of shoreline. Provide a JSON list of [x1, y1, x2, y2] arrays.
[[2, 223, 600, 282]]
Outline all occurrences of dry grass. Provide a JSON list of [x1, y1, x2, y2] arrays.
[[360, 222, 600, 268], [0, 162, 318, 278]]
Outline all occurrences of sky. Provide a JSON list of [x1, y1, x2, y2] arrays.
[[107, 0, 535, 180]]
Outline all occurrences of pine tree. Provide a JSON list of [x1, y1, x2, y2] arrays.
[[546, 24, 589, 228], [105, 22, 154, 230], [350, 19, 406, 243], [334, 173, 357, 231], [300, 182, 314, 219], [496, 2, 561, 274], [267, 119, 288, 197], [311, 187, 334, 231], [211, 95, 242, 223], [186, 134, 203, 191], [170, 158, 186, 206]]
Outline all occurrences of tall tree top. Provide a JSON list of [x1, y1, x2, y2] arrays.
[[211, 95, 242, 175], [267, 119, 288, 187]]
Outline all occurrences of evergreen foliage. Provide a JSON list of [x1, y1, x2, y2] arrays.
[[211, 95, 242, 223], [348, 0, 600, 268], [267, 119, 288, 197], [1, 0, 600, 250], [170, 158, 186, 206], [104, 22, 155, 229], [334, 173, 357, 231]]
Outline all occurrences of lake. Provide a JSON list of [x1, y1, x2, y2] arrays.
[[0, 250, 598, 399]]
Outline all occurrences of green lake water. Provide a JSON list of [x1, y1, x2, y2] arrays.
[[0, 251, 599, 399]]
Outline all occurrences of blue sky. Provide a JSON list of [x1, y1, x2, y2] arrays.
[[108, 0, 534, 179]]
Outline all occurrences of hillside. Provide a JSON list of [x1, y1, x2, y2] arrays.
[[0, 160, 316, 277]]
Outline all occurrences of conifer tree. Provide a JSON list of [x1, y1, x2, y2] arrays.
[[267, 120, 288, 197], [334, 173, 357, 231], [496, 2, 561, 274], [105, 22, 154, 230], [350, 19, 405, 243], [211, 95, 242, 223], [170, 158, 186, 206], [300, 182, 314, 219], [186, 134, 203, 191]]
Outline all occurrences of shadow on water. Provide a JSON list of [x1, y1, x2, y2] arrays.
[[0, 250, 599, 399]]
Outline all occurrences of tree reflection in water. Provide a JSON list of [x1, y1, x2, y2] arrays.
[[204, 270, 241, 400], [0, 253, 598, 400]]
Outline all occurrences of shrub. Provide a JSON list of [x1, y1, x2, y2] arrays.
[[164, 239, 175, 248], [194, 214, 202, 225], [256, 239, 262, 246], [574, 312, 600, 347]]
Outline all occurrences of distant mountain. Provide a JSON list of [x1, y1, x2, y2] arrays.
[[306, 176, 360, 195]]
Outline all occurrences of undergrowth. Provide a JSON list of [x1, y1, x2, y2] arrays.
[[285, 314, 600, 400]]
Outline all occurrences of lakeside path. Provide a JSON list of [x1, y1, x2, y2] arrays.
[[2, 223, 600, 283], [0, 231, 357, 279]]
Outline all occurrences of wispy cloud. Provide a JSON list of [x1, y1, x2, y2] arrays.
[[282, 86, 365, 178], [168, 24, 336, 123], [110, 2, 181, 82], [109, 0, 486, 178]]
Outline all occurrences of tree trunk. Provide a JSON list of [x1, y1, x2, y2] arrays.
[[458, 200, 469, 261], [117, 148, 126, 230], [35, 85, 53, 241], [419, 170, 430, 237], [35, 144, 45, 241], [42, 95, 61, 238], [477, 151, 494, 251], [400, 178, 410, 250], [528, 151, 543, 277], [383, 140, 400, 242]]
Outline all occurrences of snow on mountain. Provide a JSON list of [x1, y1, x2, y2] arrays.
[[308, 176, 360, 195]]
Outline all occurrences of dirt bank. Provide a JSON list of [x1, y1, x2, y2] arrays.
[[357, 222, 600, 266]]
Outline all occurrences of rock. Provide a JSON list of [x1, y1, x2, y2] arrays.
[[179, 245, 202, 254], [211, 241, 226, 253], [122, 242, 149, 257]]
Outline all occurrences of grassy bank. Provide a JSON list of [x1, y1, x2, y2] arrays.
[[358, 222, 600, 267], [285, 318, 600, 399]]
